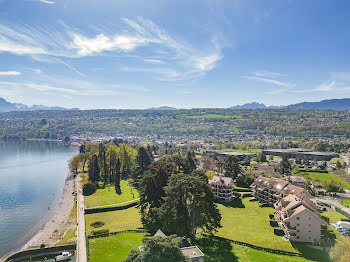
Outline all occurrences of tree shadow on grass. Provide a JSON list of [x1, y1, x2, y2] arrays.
[[217, 198, 245, 208], [291, 242, 330, 262], [195, 236, 238, 262]]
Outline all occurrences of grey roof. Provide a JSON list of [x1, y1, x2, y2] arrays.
[[180, 246, 205, 259], [215, 151, 255, 156], [154, 229, 166, 237]]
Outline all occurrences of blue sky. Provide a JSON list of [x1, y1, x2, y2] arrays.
[[0, 0, 349, 109]]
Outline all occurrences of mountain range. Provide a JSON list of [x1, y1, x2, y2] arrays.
[[231, 98, 350, 111], [146, 106, 177, 110], [2, 97, 350, 112], [0, 97, 79, 112]]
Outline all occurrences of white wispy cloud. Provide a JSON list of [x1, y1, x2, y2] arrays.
[[243, 76, 295, 87], [143, 58, 165, 64], [0, 17, 224, 82], [0, 81, 78, 94], [252, 70, 287, 78], [69, 33, 148, 56], [296, 72, 350, 93], [39, 0, 54, 4], [0, 71, 21, 76], [0, 79, 145, 97]]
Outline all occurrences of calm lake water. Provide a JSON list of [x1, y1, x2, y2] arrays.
[[0, 140, 77, 258]]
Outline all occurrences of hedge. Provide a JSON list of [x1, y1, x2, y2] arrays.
[[274, 228, 285, 236], [242, 193, 253, 198], [335, 207, 350, 219], [233, 188, 252, 193], [90, 229, 110, 237], [85, 200, 138, 214], [88, 229, 147, 239], [270, 220, 279, 227]]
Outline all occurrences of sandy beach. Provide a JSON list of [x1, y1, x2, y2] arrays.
[[22, 172, 77, 249]]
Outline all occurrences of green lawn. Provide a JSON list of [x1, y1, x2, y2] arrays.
[[322, 210, 348, 223], [196, 236, 324, 262], [300, 172, 350, 190], [89, 233, 146, 262], [208, 198, 330, 261], [85, 207, 142, 234], [330, 158, 343, 164], [85, 180, 139, 208], [217, 198, 296, 251], [342, 199, 350, 208]]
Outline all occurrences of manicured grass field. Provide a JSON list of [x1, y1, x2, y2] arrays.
[[85, 207, 142, 234], [300, 172, 350, 190], [85, 180, 139, 208], [89, 233, 146, 262], [206, 198, 331, 261], [196, 236, 323, 262], [216, 198, 296, 251], [342, 199, 350, 208], [322, 210, 348, 223]]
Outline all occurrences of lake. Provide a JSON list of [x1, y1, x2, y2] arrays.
[[0, 140, 77, 258]]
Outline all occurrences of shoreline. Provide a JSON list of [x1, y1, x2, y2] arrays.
[[21, 172, 76, 250]]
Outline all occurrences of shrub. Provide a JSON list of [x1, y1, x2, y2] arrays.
[[40, 244, 46, 249], [269, 214, 275, 219], [274, 228, 284, 236], [90, 229, 109, 237], [270, 220, 279, 227], [90, 221, 105, 228], [233, 192, 241, 198], [83, 183, 97, 196]]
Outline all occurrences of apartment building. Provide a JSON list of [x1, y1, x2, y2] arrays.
[[274, 195, 326, 242], [209, 174, 233, 202], [250, 176, 312, 206], [251, 176, 326, 242]]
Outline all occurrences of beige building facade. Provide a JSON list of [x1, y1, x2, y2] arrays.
[[209, 175, 233, 202]]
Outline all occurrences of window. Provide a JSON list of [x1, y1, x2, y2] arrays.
[[297, 230, 300, 232], [297, 217, 300, 220], [297, 223, 300, 226], [297, 236, 300, 239]]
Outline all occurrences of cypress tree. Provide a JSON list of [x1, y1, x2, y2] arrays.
[[115, 158, 121, 192]]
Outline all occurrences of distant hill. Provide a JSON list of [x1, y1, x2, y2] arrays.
[[0, 97, 79, 112], [230, 102, 268, 109], [230, 98, 350, 111], [147, 106, 177, 110], [284, 98, 350, 110]]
